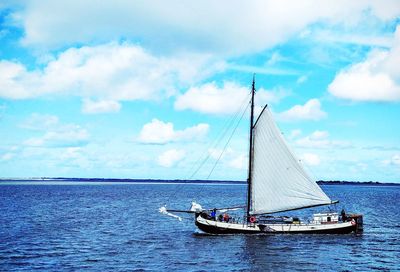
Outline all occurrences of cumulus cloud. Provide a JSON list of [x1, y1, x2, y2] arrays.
[[175, 81, 288, 115], [296, 130, 330, 148], [300, 153, 321, 166], [59, 147, 83, 160], [228, 63, 299, 76], [295, 130, 352, 149], [313, 29, 393, 48], [0, 60, 41, 99], [0, 145, 19, 162], [207, 148, 247, 170], [20, 113, 59, 130], [383, 154, 400, 166], [138, 119, 209, 144], [297, 75, 308, 84], [207, 147, 236, 161], [1, 152, 14, 161], [279, 99, 327, 121], [289, 129, 302, 139], [229, 154, 247, 170], [22, 114, 90, 148], [0, 103, 6, 119], [8, 1, 400, 55], [158, 149, 185, 168], [355, 162, 368, 172], [0, 43, 224, 101], [24, 124, 90, 148], [82, 99, 121, 114], [174, 82, 249, 115], [328, 25, 400, 102]]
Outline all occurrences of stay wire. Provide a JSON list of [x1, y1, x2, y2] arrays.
[[186, 92, 251, 180], [186, 93, 251, 180], [206, 100, 250, 180], [162, 91, 251, 210]]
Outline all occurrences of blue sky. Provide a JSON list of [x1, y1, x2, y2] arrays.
[[0, 1, 399, 182]]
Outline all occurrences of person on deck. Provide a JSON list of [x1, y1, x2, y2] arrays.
[[223, 213, 230, 222], [341, 209, 347, 222], [211, 209, 216, 221]]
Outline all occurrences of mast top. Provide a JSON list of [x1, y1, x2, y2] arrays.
[[252, 74, 255, 93]]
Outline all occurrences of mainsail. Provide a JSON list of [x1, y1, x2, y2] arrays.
[[250, 106, 333, 215]]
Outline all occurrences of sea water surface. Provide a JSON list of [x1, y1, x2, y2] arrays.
[[0, 181, 399, 271]]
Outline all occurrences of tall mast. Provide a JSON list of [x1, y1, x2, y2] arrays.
[[247, 75, 255, 219]]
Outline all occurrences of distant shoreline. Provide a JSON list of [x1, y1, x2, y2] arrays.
[[0, 178, 398, 186], [0, 178, 245, 185], [316, 180, 399, 186]]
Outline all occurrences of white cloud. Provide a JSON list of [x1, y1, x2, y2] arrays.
[[24, 124, 89, 148], [328, 52, 400, 101], [368, 1, 400, 20], [296, 130, 330, 148], [328, 26, 400, 102], [138, 119, 209, 144], [0, 145, 19, 162], [82, 99, 121, 114], [228, 63, 299, 76], [22, 114, 90, 148], [20, 113, 59, 130], [266, 52, 284, 66], [175, 81, 287, 115], [229, 154, 247, 170], [356, 162, 368, 171], [206, 148, 247, 170], [383, 154, 400, 166], [297, 75, 308, 84], [0, 60, 41, 99], [312, 29, 394, 48], [279, 99, 327, 121], [393, 155, 400, 166], [59, 147, 83, 160], [9, 1, 400, 55], [158, 149, 185, 168], [0, 103, 6, 119], [300, 153, 321, 166], [207, 147, 235, 161], [174, 82, 249, 115], [1, 152, 14, 161], [289, 129, 302, 139], [257, 86, 290, 105], [295, 130, 352, 149], [310, 130, 329, 139], [0, 43, 224, 101]]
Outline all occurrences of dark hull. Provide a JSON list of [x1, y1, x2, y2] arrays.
[[195, 217, 357, 235], [195, 220, 260, 234], [259, 224, 357, 234]]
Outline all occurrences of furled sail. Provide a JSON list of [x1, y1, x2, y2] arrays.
[[250, 106, 332, 215]]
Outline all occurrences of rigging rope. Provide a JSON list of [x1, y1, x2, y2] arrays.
[[162, 91, 252, 212], [185, 92, 251, 180], [206, 100, 250, 180]]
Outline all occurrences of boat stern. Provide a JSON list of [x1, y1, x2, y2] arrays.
[[348, 214, 363, 233]]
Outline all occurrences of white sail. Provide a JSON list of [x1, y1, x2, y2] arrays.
[[250, 106, 332, 215]]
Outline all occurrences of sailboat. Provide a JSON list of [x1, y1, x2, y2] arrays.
[[163, 77, 363, 234]]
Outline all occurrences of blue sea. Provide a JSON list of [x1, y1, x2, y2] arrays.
[[0, 181, 399, 271]]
